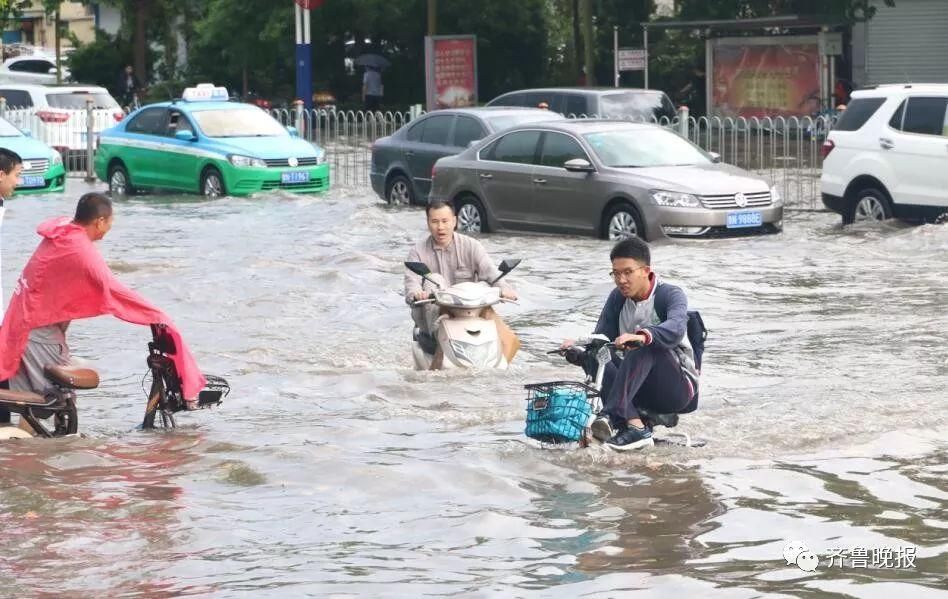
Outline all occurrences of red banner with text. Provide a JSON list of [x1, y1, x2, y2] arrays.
[[710, 39, 821, 119], [425, 36, 478, 110]]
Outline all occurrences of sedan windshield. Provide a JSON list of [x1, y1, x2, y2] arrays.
[[599, 92, 677, 120], [584, 128, 711, 168], [486, 112, 564, 131], [46, 91, 119, 110], [0, 117, 22, 137], [191, 108, 288, 138]]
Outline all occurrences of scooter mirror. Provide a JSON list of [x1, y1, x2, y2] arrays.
[[499, 258, 521, 273], [404, 261, 431, 277]]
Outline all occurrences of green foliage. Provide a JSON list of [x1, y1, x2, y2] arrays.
[[0, 0, 29, 33], [677, 0, 896, 21], [54, 0, 901, 109], [185, 0, 557, 108], [188, 0, 296, 101], [67, 30, 155, 93]]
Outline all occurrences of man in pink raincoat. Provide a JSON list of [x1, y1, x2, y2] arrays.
[[0, 193, 206, 409]]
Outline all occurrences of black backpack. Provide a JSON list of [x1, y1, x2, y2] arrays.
[[686, 310, 708, 371], [678, 310, 708, 414]]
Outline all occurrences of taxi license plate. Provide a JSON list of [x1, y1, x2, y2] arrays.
[[21, 175, 45, 188], [281, 171, 310, 184], [726, 210, 762, 228]]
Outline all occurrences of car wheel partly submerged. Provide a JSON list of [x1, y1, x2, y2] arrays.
[[847, 187, 892, 224], [455, 195, 487, 233], [386, 174, 414, 205], [202, 168, 225, 198], [108, 163, 133, 197], [604, 203, 644, 240]]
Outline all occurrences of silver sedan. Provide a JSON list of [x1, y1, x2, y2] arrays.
[[428, 120, 784, 240]]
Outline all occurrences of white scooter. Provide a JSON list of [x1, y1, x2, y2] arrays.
[[405, 259, 520, 370]]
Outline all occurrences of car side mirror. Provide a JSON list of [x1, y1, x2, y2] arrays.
[[708, 151, 721, 163], [404, 261, 431, 277], [564, 158, 595, 173], [286, 126, 299, 137], [175, 130, 196, 142]]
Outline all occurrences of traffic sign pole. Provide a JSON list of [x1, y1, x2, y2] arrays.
[[295, 1, 313, 108], [643, 25, 649, 89], [613, 26, 619, 88]]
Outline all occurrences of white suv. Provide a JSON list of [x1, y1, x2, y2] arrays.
[[821, 84, 948, 224], [0, 83, 123, 162]]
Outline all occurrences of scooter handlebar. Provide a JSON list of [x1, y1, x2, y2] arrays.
[[552, 339, 643, 354]]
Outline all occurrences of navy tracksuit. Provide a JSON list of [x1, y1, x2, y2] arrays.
[[593, 278, 699, 425]]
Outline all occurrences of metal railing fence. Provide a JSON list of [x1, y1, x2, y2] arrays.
[[0, 99, 835, 209]]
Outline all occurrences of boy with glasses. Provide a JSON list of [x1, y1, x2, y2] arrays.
[[562, 237, 699, 450]]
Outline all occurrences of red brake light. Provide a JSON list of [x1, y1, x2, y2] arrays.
[[36, 110, 70, 124], [431, 164, 438, 179], [820, 139, 835, 159], [113, 111, 125, 122]]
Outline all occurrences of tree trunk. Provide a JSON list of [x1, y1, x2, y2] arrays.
[[572, 0, 581, 81], [242, 62, 248, 99], [582, 0, 594, 86], [427, 0, 437, 36], [134, 0, 148, 86]]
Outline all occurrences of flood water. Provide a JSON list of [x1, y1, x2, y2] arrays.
[[0, 182, 945, 598]]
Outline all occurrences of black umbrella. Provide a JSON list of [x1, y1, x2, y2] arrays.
[[354, 54, 391, 69]]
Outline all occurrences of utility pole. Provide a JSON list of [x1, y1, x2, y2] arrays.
[[581, 0, 594, 86], [54, 8, 61, 84], [428, 0, 437, 36], [572, 0, 581, 79]]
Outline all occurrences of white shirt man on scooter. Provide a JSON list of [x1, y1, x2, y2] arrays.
[[404, 201, 519, 363]]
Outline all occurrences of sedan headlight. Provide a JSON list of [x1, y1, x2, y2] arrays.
[[770, 185, 782, 206], [315, 151, 327, 165], [228, 154, 266, 168], [650, 190, 701, 208], [51, 152, 63, 166]]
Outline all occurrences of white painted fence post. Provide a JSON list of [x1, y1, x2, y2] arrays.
[[678, 105, 689, 138]]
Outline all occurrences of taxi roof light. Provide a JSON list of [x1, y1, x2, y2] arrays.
[[182, 84, 230, 102]]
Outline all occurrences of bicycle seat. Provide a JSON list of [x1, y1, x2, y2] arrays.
[[44, 365, 99, 390], [0, 388, 47, 406]]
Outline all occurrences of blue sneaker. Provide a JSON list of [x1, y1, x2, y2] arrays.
[[605, 424, 654, 451]]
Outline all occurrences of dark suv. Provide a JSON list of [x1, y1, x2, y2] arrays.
[[487, 87, 677, 120]]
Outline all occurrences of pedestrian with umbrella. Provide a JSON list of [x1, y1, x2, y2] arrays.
[[356, 54, 389, 111]]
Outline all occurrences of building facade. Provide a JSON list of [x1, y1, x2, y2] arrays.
[[2, 2, 97, 48], [852, 0, 948, 86]]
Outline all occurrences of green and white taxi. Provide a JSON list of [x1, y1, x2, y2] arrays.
[[94, 85, 329, 196], [0, 116, 66, 194]]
